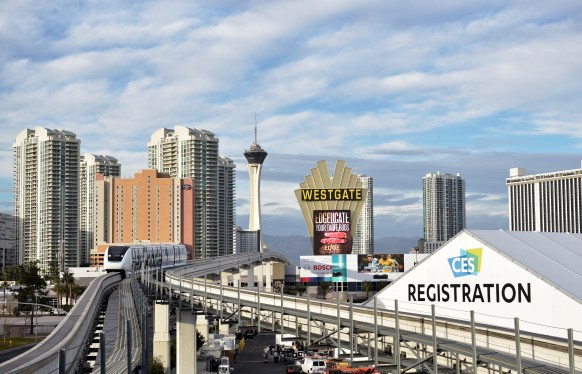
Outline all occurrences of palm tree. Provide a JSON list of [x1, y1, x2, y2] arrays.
[[317, 281, 332, 300], [295, 283, 307, 297], [362, 281, 373, 300], [53, 280, 65, 308], [61, 273, 75, 306], [72, 284, 86, 304]]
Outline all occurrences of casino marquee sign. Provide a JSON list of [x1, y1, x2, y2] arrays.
[[295, 160, 368, 256]]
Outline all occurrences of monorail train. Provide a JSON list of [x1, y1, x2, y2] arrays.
[[103, 244, 188, 277]]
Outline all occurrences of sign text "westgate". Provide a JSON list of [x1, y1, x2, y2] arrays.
[[301, 189, 362, 201]]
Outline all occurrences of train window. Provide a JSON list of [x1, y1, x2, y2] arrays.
[[107, 246, 129, 261]]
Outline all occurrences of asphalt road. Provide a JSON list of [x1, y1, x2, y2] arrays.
[[231, 331, 289, 374]]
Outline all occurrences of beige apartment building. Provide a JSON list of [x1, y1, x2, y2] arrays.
[[91, 169, 195, 265], [79, 154, 121, 265]]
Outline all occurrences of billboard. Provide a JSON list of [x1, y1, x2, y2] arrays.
[[300, 255, 349, 282], [313, 210, 352, 255], [299, 254, 425, 282], [357, 254, 404, 273]]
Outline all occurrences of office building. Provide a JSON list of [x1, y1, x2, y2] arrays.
[[423, 172, 466, 251], [352, 175, 374, 255], [147, 126, 235, 259], [93, 169, 195, 261], [506, 164, 582, 233], [79, 154, 121, 265], [244, 126, 268, 251], [13, 127, 80, 274]]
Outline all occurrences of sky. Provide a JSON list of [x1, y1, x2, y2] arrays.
[[1, 0, 582, 240]]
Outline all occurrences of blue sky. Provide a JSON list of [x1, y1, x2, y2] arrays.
[[1, 0, 582, 240]]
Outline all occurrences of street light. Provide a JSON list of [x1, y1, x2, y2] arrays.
[[34, 292, 38, 336]]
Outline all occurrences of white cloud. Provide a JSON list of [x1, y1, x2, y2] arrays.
[[2, 0, 582, 234]]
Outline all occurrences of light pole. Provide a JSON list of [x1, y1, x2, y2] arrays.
[[34, 292, 38, 336]]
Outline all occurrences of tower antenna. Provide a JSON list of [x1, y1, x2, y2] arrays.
[[254, 113, 258, 144]]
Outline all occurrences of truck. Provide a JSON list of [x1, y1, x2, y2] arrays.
[[218, 356, 234, 374], [300, 357, 326, 374]]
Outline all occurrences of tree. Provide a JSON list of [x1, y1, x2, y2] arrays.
[[1, 274, 9, 316], [196, 329, 206, 352], [61, 272, 75, 306], [317, 281, 332, 300], [295, 283, 307, 296], [72, 284, 87, 304], [149, 356, 165, 374], [362, 281, 373, 300], [13, 262, 46, 334], [53, 280, 65, 308]]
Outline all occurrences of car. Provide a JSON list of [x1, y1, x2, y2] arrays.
[[51, 308, 67, 316]]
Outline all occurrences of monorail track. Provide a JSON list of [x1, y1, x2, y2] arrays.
[[0, 273, 121, 374]]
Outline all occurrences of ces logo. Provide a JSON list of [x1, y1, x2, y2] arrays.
[[448, 248, 482, 277]]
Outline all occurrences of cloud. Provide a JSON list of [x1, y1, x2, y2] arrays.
[[2, 1, 582, 237]]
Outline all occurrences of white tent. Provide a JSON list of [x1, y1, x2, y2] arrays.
[[367, 229, 582, 338]]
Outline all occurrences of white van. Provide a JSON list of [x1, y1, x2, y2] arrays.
[[300, 358, 326, 374]]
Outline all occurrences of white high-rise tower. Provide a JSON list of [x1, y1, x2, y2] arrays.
[[353, 175, 374, 254], [422, 171, 466, 252], [244, 124, 268, 251], [13, 127, 80, 274], [148, 126, 236, 258]]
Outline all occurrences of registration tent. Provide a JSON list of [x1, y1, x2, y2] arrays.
[[367, 229, 582, 338]]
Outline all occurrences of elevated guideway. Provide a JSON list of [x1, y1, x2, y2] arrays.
[[2, 252, 580, 374], [164, 254, 581, 374], [0, 273, 122, 373]]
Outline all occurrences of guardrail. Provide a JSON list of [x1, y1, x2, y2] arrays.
[[164, 258, 581, 374], [0, 273, 121, 374]]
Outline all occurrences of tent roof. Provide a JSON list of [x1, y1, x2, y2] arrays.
[[463, 230, 582, 302]]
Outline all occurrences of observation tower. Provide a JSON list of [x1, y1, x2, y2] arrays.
[[244, 123, 268, 251]]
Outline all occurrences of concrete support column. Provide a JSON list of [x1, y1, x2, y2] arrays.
[[264, 262, 273, 292], [220, 272, 230, 286], [177, 309, 196, 374], [153, 303, 171, 370], [247, 265, 256, 288], [232, 271, 241, 288], [196, 313, 209, 342], [219, 322, 230, 335]]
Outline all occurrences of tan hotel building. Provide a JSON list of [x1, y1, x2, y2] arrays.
[[90, 169, 194, 265]]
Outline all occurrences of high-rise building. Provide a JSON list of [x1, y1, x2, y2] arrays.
[[92, 169, 195, 261], [353, 175, 374, 255], [13, 127, 80, 274], [506, 164, 582, 233], [147, 126, 235, 259], [218, 156, 236, 256], [244, 126, 268, 251], [79, 154, 121, 265], [0, 213, 16, 268], [423, 172, 466, 251], [236, 228, 260, 253]]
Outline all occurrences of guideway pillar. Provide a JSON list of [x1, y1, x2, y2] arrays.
[[153, 302, 171, 370], [177, 309, 197, 374]]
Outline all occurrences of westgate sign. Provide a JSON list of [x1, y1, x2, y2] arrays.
[[295, 160, 368, 256], [301, 188, 363, 201]]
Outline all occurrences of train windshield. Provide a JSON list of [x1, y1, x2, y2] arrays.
[[107, 246, 129, 262]]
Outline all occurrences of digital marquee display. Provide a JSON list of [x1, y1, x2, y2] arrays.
[[313, 210, 352, 255]]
